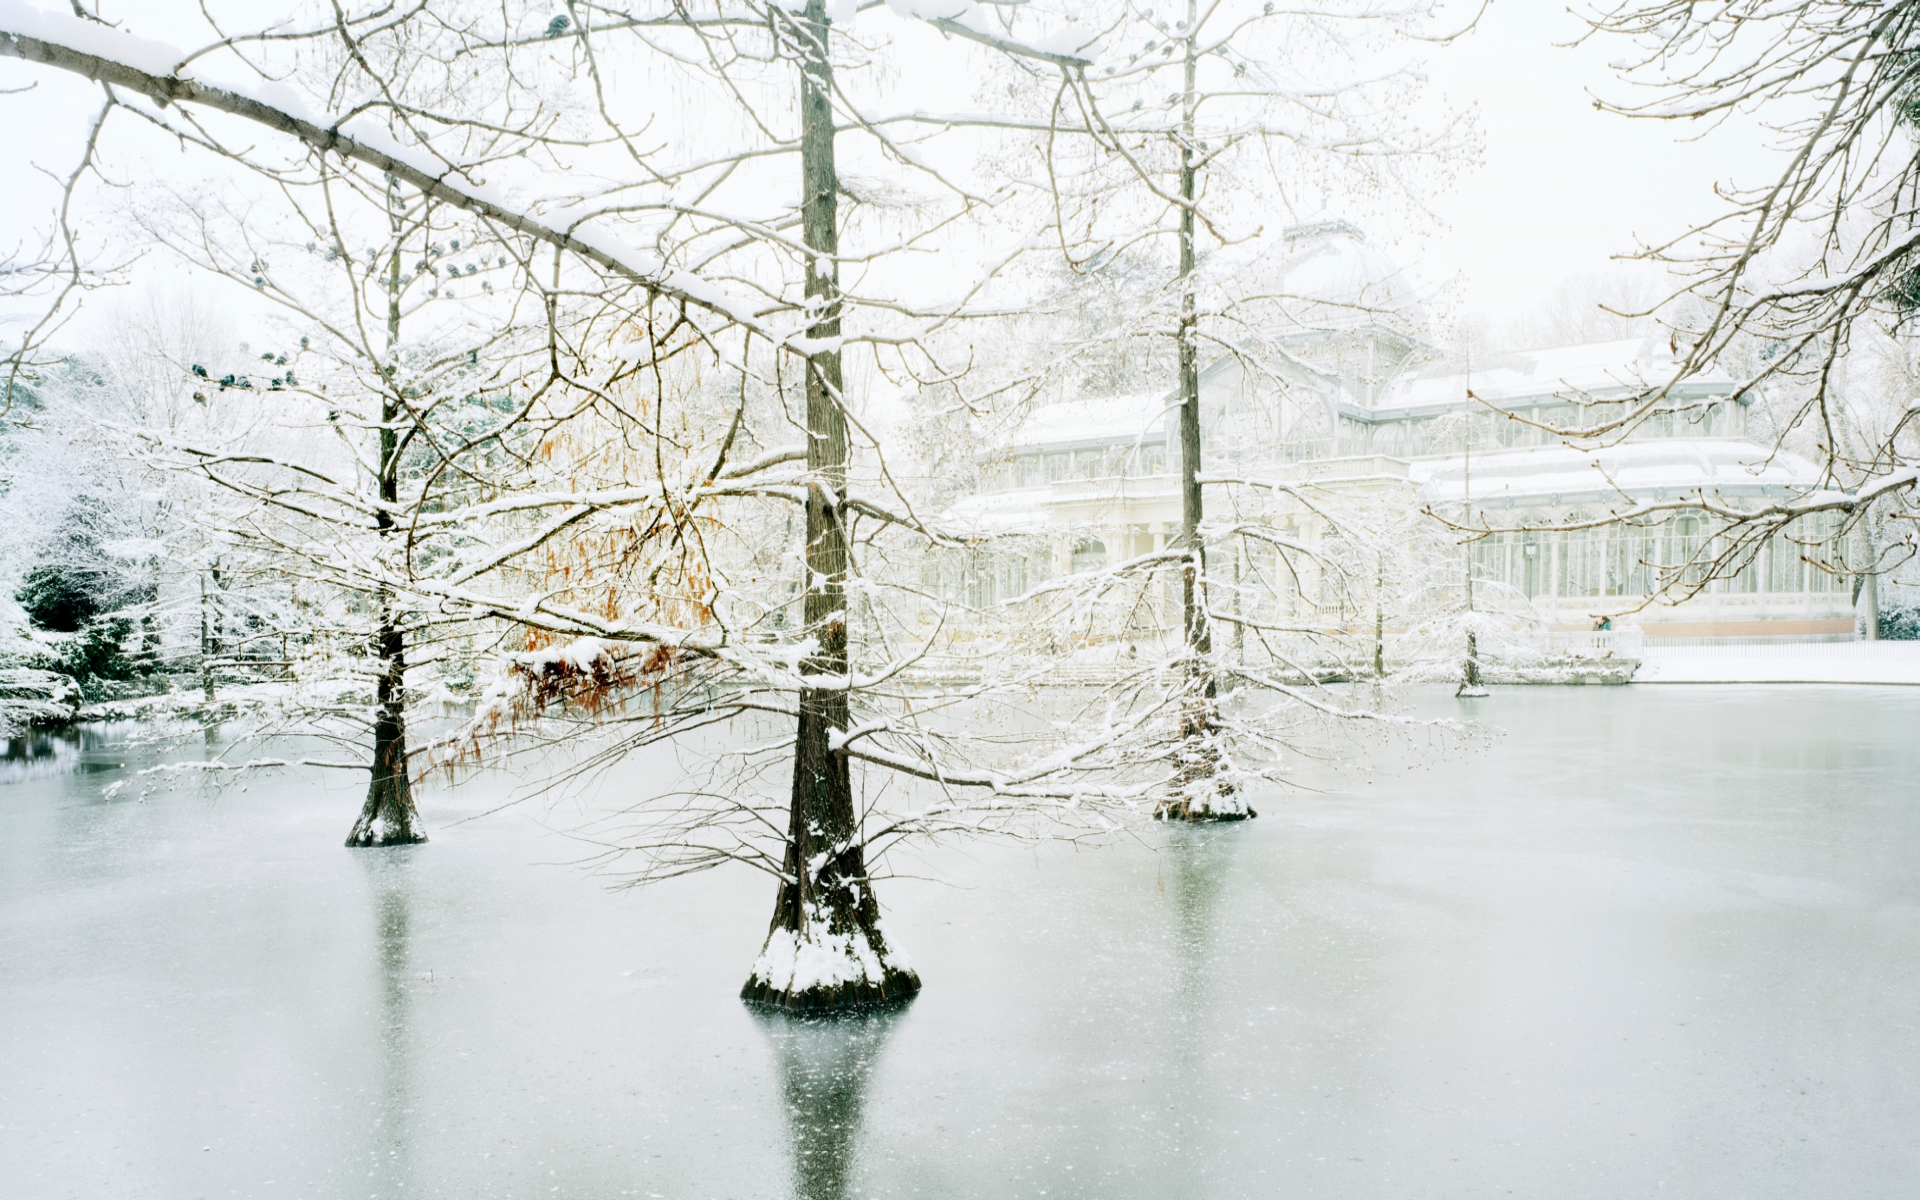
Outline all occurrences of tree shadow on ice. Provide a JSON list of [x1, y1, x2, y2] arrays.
[[754, 1007, 902, 1200]]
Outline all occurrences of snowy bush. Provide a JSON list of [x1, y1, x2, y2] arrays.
[[9, 496, 159, 698], [1880, 608, 1920, 641]]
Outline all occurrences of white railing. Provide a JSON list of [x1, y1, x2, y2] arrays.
[[1642, 633, 1857, 648], [1642, 639, 1920, 659], [1545, 629, 1644, 657], [906, 628, 1919, 688]]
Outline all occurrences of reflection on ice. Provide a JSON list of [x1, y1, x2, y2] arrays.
[[360, 848, 419, 1192], [757, 1008, 901, 1200], [2, 723, 162, 785], [1163, 823, 1238, 1003], [1, 730, 82, 782], [1162, 825, 1237, 1079]]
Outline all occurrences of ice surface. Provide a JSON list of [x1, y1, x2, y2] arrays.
[[5, 687, 1920, 1197]]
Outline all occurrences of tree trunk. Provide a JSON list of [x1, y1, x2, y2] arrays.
[[1374, 551, 1387, 680], [347, 181, 426, 849], [1162, 0, 1240, 823], [1856, 513, 1880, 640], [199, 569, 215, 702], [347, 595, 424, 846], [1457, 630, 1487, 697], [1232, 540, 1245, 665], [742, 0, 917, 1011]]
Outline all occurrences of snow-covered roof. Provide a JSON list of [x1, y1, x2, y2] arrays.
[[1389, 337, 1738, 411], [940, 485, 1053, 535], [1001, 393, 1174, 452], [1415, 438, 1823, 507], [941, 472, 1181, 534]]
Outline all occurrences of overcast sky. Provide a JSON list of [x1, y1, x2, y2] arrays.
[[1412, 2, 1777, 332], [0, 1, 1789, 351]]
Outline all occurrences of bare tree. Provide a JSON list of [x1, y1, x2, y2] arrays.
[[943, 0, 1472, 816], [2, 1, 1192, 1013], [124, 160, 574, 845]]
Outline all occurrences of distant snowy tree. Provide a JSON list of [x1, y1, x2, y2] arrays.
[[0, 349, 204, 701]]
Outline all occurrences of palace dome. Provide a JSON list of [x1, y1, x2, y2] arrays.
[[1224, 219, 1429, 340]]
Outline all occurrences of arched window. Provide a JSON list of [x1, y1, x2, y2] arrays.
[[1560, 518, 1601, 598], [1670, 513, 1707, 588], [1521, 533, 1544, 597], [1374, 421, 1408, 457], [1071, 539, 1108, 574]]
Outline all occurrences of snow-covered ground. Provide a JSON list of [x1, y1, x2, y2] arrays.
[[1637, 640, 1920, 685]]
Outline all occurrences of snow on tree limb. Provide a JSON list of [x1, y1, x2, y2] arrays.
[[0, 4, 837, 356]]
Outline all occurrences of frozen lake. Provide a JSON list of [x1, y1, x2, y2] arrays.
[[4, 686, 1918, 1199]]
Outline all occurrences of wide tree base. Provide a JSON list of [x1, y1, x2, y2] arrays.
[[344, 831, 428, 848], [740, 968, 921, 1014], [344, 811, 427, 848], [1159, 806, 1257, 823], [346, 771, 426, 847], [741, 922, 920, 1014]]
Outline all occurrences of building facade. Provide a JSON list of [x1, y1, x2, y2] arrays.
[[945, 222, 1856, 639]]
